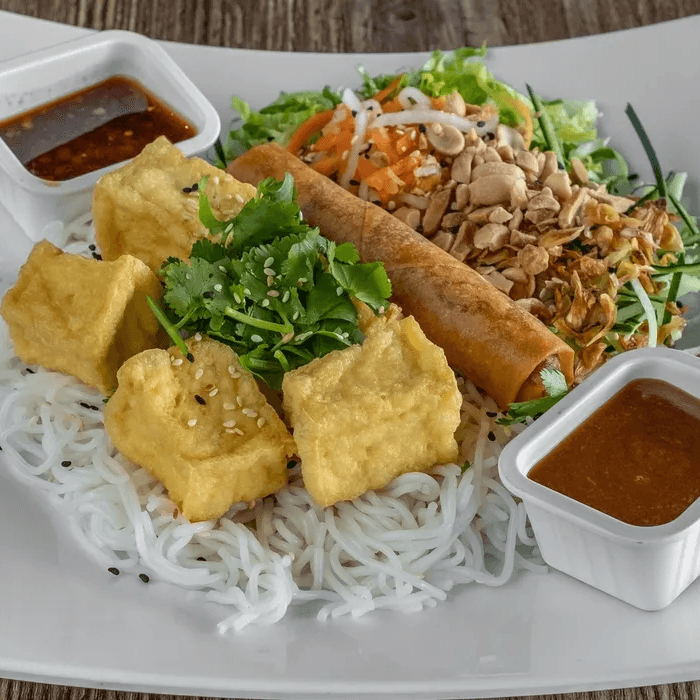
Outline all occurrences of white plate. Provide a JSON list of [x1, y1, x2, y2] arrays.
[[2, 11, 700, 699]]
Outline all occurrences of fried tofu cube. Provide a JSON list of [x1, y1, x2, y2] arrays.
[[282, 310, 462, 507], [0, 240, 165, 393], [104, 336, 296, 522], [93, 136, 257, 273]]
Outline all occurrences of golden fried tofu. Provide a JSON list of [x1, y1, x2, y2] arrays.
[[93, 136, 256, 273], [104, 336, 295, 522], [0, 240, 165, 393], [282, 310, 462, 507]]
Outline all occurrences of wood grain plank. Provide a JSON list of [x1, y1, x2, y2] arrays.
[[1, 2, 700, 700]]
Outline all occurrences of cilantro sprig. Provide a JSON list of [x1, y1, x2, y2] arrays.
[[498, 368, 569, 425], [156, 173, 391, 389]]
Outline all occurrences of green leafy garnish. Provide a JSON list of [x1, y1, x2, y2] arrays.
[[156, 173, 392, 389], [498, 368, 569, 425], [527, 85, 565, 169]]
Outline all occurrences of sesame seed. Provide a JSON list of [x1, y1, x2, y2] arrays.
[[139, 573, 150, 583], [233, 293, 242, 304], [486, 411, 497, 418], [225, 428, 237, 434], [267, 290, 280, 297], [224, 402, 236, 410], [251, 334, 263, 343], [266, 275, 275, 286], [261, 299, 270, 307], [264, 257, 275, 268], [227, 365, 237, 375], [292, 311, 299, 320], [487, 431, 496, 442], [213, 176, 220, 185], [188, 418, 198, 427], [242, 408, 258, 418], [195, 368, 204, 380], [214, 284, 222, 292], [341, 150, 349, 160], [248, 500, 256, 509], [233, 428, 244, 436], [257, 417, 266, 428], [197, 557, 206, 562], [194, 394, 206, 405], [108, 567, 120, 576], [194, 333, 202, 341], [223, 420, 236, 428], [89, 244, 96, 251], [264, 267, 275, 276], [208, 387, 219, 397], [336, 287, 343, 296], [172, 358, 183, 366], [236, 396, 243, 406], [61, 460, 72, 467], [236, 193, 245, 203], [349, 178, 360, 186], [418, 123, 426, 133], [231, 371, 241, 379], [282, 290, 290, 302]]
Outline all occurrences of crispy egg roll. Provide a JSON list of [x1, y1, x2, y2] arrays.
[[228, 143, 574, 408]]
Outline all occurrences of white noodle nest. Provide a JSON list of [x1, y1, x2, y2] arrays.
[[0, 218, 547, 633]]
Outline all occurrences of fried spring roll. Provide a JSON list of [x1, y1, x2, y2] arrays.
[[228, 143, 574, 408]]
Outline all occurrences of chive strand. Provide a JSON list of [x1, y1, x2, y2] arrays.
[[624, 104, 667, 199], [526, 84, 565, 169]]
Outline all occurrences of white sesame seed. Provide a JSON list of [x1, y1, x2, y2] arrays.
[[208, 387, 219, 397], [282, 290, 290, 303], [214, 284, 222, 292], [264, 257, 275, 268], [235, 193, 245, 203], [223, 419, 236, 428], [242, 408, 258, 418], [292, 311, 299, 320], [187, 418, 198, 427], [223, 402, 236, 410], [195, 368, 204, 380], [257, 417, 266, 428], [233, 293, 242, 304], [219, 265, 226, 272], [194, 333, 202, 341], [248, 500, 256, 509], [263, 267, 275, 277], [336, 287, 343, 296], [172, 358, 183, 366], [213, 176, 220, 185], [261, 299, 270, 307], [228, 365, 237, 375], [233, 428, 244, 436], [267, 290, 280, 297], [244, 288, 251, 295], [266, 275, 274, 286], [232, 371, 241, 379], [225, 428, 237, 434], [251, 334, 263, 343], [236, 396, 243, 406], [379, 306, 385, 314]]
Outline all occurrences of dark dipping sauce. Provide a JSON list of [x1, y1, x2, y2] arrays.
[[528, 378, 700, 527], [0, 75, 195, 181]]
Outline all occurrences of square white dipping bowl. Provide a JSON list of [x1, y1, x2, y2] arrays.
[[0, 30, 220, 239], [499, 346, 700, 611]]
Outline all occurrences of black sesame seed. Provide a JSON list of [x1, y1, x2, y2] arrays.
[[367, 105, 374, 111], [197, 556, 206, 562], [486, 132, 495, 140], [440, 159, 448, 168], [186, 352, 195, 363], [476, 120, 485, 128], [418, 123, 427, 133], [202, 291, 214, 299], [194, 394, 206, 405], [26, 367, 35, 374], [486, 411, 497, 418], [182, 186, 191, 194], [92, 252, 102, 260], [88, 244, 96, 251], [79, 401, 91, 409], [351, 110, 357, 117], [287, 460, 297, 469], [451, 225, 461, 233], [416, 224, 424, 234], [61, 460, 72, 467], [90, 404, 99, 411], [267, 136, 275, 141], [108, 567, 120, 576], [190, 182, 199, 191], [139, 573, 150, 583], [488, 431, 496, 442], [349, 179, 360, 186]]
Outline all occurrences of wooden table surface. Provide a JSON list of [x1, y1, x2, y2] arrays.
[[1, 1, 700, 699]]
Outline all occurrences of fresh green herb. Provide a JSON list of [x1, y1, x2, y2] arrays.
[[624, 103, 667, 199], [498, 368, 569, 425], [526, 85, 565, 169], [155, 173, 392, 389]]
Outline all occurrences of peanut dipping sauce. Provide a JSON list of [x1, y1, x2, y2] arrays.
[[0, 76, 195, 181], [528, 378, 700, 527]]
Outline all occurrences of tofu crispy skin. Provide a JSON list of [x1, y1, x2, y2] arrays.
[[0, 239, 165, 393], [104, 336, 296, 522], [282, 308, 462, 507]]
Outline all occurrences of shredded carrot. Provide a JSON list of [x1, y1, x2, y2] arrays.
[[369, 129, 399, 164], [380, 97, 403, 113], [313, 129, 353, 155], [310, 154, 342, 176], [355, 157, 379, 181], [373, 75, 404, 104], [286, 109, 336, 154], [431, 96, 446, 110]]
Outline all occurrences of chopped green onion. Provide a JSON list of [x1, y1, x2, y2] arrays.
[[624, 104, 667, 199], [526, 85, 565, 169]]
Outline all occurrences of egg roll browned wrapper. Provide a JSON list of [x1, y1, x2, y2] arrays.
[[228, 143, 574, 408]]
